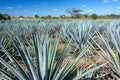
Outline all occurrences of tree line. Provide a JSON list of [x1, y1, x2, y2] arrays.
[[0, 13, 11, 20], [1, 8, 120, 20]]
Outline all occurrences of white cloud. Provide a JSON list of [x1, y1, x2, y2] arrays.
[[34, 12, 38, 14], [103, 0, 110, 3], [103, 0, 119, 3], [52, 9, 58, 11], [82, 5, 86, 7], [6, 7, 13, 9], [86, 9, 93, 12], [53, 13, 57, 14], [117, 6, 120, 8], [107, 7, 113, 11], [113, 0, 119, 2]]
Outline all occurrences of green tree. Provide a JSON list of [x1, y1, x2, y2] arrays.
[[41, 16, 47, 19], [0, 14, 4, 20], [18, 15, 24, 18], [0, 13, 11, 20], [66, 8, 82, 17], [4, 14, 11, 20], [83, 14, 88, 18], [34, 14, 39, 19], [47, 15, 52, 19], [59, 15, 66, 19], [91, 14, 97, 20]]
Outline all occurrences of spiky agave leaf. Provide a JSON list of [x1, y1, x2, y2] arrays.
[[88, 29, 120, 78], [0, 32, 88, 80]]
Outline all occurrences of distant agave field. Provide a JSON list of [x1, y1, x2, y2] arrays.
[[0, 19, 120, 80]]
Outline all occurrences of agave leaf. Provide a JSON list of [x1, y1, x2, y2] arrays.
[[16, 36, 39, 80], [32, 33, 42, 80], [52, 42, 69, 79], [9, 53, 30, 80], [61, 47, 88, 80], [20, 42, 38, 80], [1, 37, 30, 79], [73, 62, 109, 80], [48, 37, 59, 80], [54, 58, 70, 80], [89, 30, 120, 77], [0, 69, 17, 80], [0, 58, 26, 80]]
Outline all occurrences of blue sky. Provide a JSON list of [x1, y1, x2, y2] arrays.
[[0, 0, 120, 17]]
